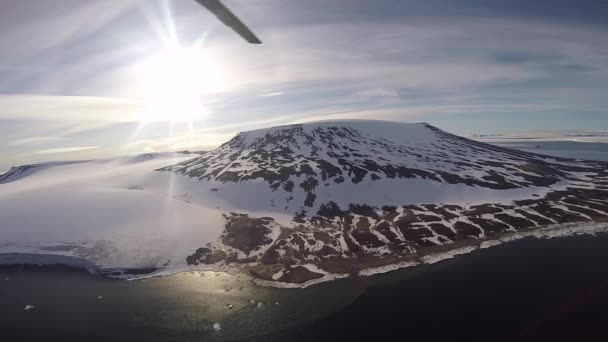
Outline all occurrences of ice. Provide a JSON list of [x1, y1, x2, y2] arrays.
[[2, 121, 607, 288], [359, 261, 420, 276], [421, 246, 478, 264], [480, 240, 503, 249], [271, 269, 284, 281], [0, 153, 225, 273]]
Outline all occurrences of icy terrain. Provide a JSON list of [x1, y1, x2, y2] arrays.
[[0, 153, 225, 274], [1, 120, 607, 285]]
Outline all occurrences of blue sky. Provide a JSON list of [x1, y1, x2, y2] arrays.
[[1, 0, 607, 170]]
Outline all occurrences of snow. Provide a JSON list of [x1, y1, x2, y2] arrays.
[[474, 135, 608, 162], [273, 221, 608, 288], [253, 267, 349, 289], [238, 120, 438, 147], [359, 261, 420, 276], [473, 131, 608, 144], [309, 177, 554, 209], [479, 240, 503, 249], [172, 120, 600, 219], [0, 153, 226, 273], [2, 121, 607, 287], [421, 246, 478, 264], [271, 269, 284, 281]]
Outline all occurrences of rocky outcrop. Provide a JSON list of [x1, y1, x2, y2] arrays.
[[172, 121, 608, 284]]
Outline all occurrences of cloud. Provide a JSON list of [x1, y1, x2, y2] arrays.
[[261, 92, 284, 97], [0, 95, 145, 122], [36, 146, 100, 154], [0, 1, 138, 62], [8, 136, 67, 146], [202, 20, 582, 93], [1, 0, 608, 170], [355, 88, 399, 98], [124, 132, 233, 153]]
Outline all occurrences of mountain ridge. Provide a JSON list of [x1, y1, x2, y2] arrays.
[[158, 120, 608, 284], [162, 121, 602, 212]]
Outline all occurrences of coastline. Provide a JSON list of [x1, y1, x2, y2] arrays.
[[2, 220, 607, 289]]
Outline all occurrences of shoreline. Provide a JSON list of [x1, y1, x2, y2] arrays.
[[2, 220, 607, 289], [252, 220, 608, 288]]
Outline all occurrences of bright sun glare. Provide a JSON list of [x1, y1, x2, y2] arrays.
[[135, 47, 224, 122]]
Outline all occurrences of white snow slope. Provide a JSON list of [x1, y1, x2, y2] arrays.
[[166, 120, 605, 217], [0, 153, 225, 274]]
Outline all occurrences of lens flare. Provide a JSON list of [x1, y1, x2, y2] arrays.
[[135, 47, 223, 122]]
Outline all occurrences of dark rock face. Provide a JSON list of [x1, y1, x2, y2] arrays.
[[186, 185, 608, 279], [275, 266, 324, 283], [317, 201, 346, 219], [186, 248, 227, 265], [221, 214, 274, 255]]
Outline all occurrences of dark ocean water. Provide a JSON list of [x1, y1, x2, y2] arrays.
[[2, 234, 608, 342]]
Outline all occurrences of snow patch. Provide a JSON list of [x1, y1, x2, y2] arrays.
[[480, 240, 503, 249], [421, 246, 478, 264], [359, 261, 420, 276]]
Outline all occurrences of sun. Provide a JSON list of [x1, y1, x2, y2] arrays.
[[135, 47, 224, 122]]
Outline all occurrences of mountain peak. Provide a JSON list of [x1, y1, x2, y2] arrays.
[[163, 120, 594, 215], [158, 121, 608, 284], [228, 120, 438, 149]]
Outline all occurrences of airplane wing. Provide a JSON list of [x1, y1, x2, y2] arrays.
[[194, 0, 262, 44]]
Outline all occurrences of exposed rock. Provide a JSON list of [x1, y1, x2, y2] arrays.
[[186, 247, 227, 265], [164, 121, 608, 284], [275, 266, 324, 283], [222, 214, 274, 255]]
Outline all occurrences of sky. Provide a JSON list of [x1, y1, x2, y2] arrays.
[[1, 0, 607, 171]]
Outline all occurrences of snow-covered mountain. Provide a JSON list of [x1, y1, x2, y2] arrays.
[[165, 121, 600, 211], [162, 120, 608, 283], [1, 120, 607, 286]]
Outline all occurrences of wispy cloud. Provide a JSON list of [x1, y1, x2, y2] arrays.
[[8, 136, 67, 146], [355, 88, 400, 98], [261, 92, 284, 97], [0, 95, 145, 122], [36, 146, 100, 154]]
